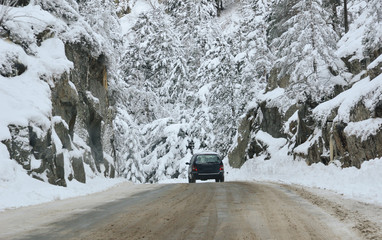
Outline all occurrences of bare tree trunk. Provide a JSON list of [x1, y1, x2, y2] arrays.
[[215, 0, 223, 17], [344, 0, 349, 33]]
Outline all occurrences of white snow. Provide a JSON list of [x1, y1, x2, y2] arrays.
[[120, 0, 153, 35], [196, 83, 212, 103], [344, 118, 382, 141], [336, 1, 370, 61], [0, 160, 127, 211], [216, 1, 242, 34], [258, 87, 285, 102], [224, 136, 382, 206], [294, 130, 322, 155], [0, 138, 126, 211], [368, 54, 382, 70], [36, 38, 73, 76], [1, 0, 382, 214], [336, 23, 366, 61], [255, 130, 287, 153], [313, 74, 382, 123]]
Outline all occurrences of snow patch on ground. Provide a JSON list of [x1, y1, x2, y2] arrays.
[[217, 1, 243, 34], [0, 157, 127, 211], [224, 135, 382, 206], [336, 0, 370, 60], [258, 87, 285, 102]]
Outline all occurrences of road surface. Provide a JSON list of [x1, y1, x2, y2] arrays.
[[1, 182, 382, 240]]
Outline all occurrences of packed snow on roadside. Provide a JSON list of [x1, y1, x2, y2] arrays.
[[0, 143, 127, 211], [222, 131, 382, 206], [161, 128, 382, 207]]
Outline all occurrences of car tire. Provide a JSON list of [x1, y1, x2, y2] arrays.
[[220, 176, 224, 182], [215, 179, 219, 182], [188, 178, 195, 183]]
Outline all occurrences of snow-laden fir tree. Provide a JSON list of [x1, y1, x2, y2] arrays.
[[121, 7, 189, 117], [235, 0, 274, 100], [243, 0, 273, 79], [77, 0, 122, 62], [271, 0, 347, 103], [363, 0, 382, 56], [196, 36, 239, 153], [165, 0, 217, 95]]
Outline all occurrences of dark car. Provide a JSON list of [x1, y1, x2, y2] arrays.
[[186, 152, 224, 183]]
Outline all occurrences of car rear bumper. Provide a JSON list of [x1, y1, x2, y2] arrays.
[[191, 171, 224, 180]]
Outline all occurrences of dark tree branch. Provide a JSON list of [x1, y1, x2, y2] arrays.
[[344, 0, 349, 33]]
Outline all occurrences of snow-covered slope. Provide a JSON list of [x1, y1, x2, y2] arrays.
[[1, 0, 122, 206]]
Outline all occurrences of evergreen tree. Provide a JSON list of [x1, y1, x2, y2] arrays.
[[77, 0, 122, 60], [235, 0, 274, 100], [121, 8, 189, 113], [363, 0, 382, 55], [271, 0, 346, 103]]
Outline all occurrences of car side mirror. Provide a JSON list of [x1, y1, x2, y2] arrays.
[[186, 162, 190, 165]]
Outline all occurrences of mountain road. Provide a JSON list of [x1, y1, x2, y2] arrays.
[[1, 181, 382, 240]]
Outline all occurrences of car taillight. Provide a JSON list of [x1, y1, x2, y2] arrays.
[[220, 165, 224, 171], [192, 166, 197, 171]]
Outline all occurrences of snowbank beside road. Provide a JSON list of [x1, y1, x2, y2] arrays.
[[225, 149, 382, 206], [160, 132, 382, 206], [0, 155, 127, 211], [2, 148, 382, 211]]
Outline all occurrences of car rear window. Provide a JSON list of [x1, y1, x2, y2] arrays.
[[195, 155, 220, 164]]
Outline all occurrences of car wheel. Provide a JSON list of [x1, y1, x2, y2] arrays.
[[188, 178, 195, 183], [220, 176, 224, 182], [215, 179, 219, 182]]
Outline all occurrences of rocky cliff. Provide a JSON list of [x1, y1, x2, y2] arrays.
[[0, 1, 117, 186], [229, 46, 382, 169], [228, 0, 382, 169]]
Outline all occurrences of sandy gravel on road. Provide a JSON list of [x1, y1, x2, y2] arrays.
[[0, 183, 161, 240], [71, 182, 366, 240], [1, 181, 382, 240], [285, 184, 382, 240]]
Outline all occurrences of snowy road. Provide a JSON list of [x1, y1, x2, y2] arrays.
[[1, 182, 382, 240]]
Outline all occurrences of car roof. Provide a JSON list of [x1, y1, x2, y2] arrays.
[[193, 151, 219, 155]]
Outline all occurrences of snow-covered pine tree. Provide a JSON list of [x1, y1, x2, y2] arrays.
[[76, 0, 122, 60], [235, 0, 274, 102], [121, 6, 189, 118], [165, 0, 217, 97], [196, 36, 239, 153], [271, 0, 346, 103], [363, 0, 382, 57]]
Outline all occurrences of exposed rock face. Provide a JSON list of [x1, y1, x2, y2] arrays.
[[64, 43, 115, 173], [228, 109, 257, 168], [15, 0, 30, 6], [1, 42, 116, 186], [259, 101, 286, 139], [229, 46, 382, 169], [3, 125, 33, 171], [1, 124, 67, 186]]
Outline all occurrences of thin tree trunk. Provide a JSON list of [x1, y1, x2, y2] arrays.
[[344, 0, 349, 33]]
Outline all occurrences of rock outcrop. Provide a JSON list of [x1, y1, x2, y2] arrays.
[[229, 47, 382, 169], [1, 40, 116, 187]]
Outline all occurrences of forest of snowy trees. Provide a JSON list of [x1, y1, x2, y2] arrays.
[[1, 0, 381, 184], [107, 0, 381, 182]]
